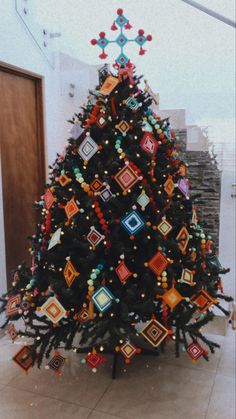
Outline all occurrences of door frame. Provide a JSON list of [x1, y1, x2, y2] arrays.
[[0, 61, 46, 291]]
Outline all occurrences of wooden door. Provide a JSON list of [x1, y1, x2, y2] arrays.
[[0, 64, 45, 288]]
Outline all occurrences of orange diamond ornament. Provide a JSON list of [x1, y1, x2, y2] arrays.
[[161, 284, 185, 311], [115, 120, 130, 135], [41, 297, 66, 324], [100, 76, 119, 95], [164, 176, 175, 197], [190, 290, 217, 313], [64, 260, 80, 287], [65, 197, 79, 220], [58, 174, 72, 187], [90, 178, 103, 192]]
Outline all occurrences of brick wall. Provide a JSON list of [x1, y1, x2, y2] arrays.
[[176, 129, 221, 247]]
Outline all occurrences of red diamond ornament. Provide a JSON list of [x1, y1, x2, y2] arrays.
[[44, 188, 55, 210], [176, 226, 190, 253], [114, 164, 139, 192], [86, 350, 106, 369], [148, 251, 168, 276], [187, 342, 205, 360], [13, 346, 33, 372], [140, 132, 158, 155], [115, 261, 132, 284]]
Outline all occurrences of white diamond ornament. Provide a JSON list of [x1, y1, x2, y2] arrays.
[[48, 228, 62, 250], [78, 136, 98, 161], [69, 123, 84, 139]]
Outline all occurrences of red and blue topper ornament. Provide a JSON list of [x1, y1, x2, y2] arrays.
[[90, 8, 152, 66]]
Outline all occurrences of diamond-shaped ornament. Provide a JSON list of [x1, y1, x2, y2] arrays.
[[157, 219, 173, 237], [100, 76, 119, 95], [115, 261, 132, 285], [116, 52, 129, 66], [135, 34, 146, 46], [74, 307, 89, 323], [190, 290, 216, 313], [187, 342, 205, 360], [121, 210, 145, 236], [78, 136, 98, 161], [164, 176, 175, 197], [97, 36, 109, 49], [181, 268, 195, 286], [65, 197, 79, 220], [114, 164, 139, 192], [148, 251, 168, 276], [86, 350, 106, 369], [6, 294, 21, 316], [58, 174, 72, 187], [192, 206, 198, 227], [115, 13, 128, 27], [48, 228, 62, 250], [177, 178, 189, 198], [90, 178, 103, 192], [41, 297, 66, 324], [126, 96, 139, 110], [115, 120, 130, 135], [116, 33, 128, 47], [7, 324, 18, 341], [92, 286, 114, 313], [96, 113, 107, 128], [137, 191, 150, 209], [44, 188, 55, 210], [140, 319, 169, 348], [140, 132, 158, 155], [176, 226, 190, 253], [12, 346, 33, 372], [48, 352, 66, 374], [64, 260, 79, 287], [120, 341, 141, 364], [87, 227, 104, 247], [69, 123, 83, 139], [100, 187, 113, 202], [162, 284, 184, 311]]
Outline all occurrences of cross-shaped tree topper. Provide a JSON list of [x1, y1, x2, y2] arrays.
[[90, 8, 152, 66]]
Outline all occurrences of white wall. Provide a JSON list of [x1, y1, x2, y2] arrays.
[[0, 0, 97, 294]]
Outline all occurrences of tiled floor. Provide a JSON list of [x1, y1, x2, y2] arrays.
[[0, 328, 235, 419]]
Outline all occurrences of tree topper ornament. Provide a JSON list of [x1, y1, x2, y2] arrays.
[[90, 8, 152, 67]]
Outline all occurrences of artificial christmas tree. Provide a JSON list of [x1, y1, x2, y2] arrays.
[[0, 9, 232, 377]]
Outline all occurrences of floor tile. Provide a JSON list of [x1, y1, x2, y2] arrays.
[[8, 350, 112, 409], [88, 411, 122, 419], [0, 386, 91, 419], [0, 339, 23, 385], [206, 373, 235, 419], [129, 333, 224, 374], [96, 361, 215, 419], [217, 328, 236, 378]]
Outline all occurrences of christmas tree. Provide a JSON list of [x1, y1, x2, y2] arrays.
[[0, 9, 232, 375]]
